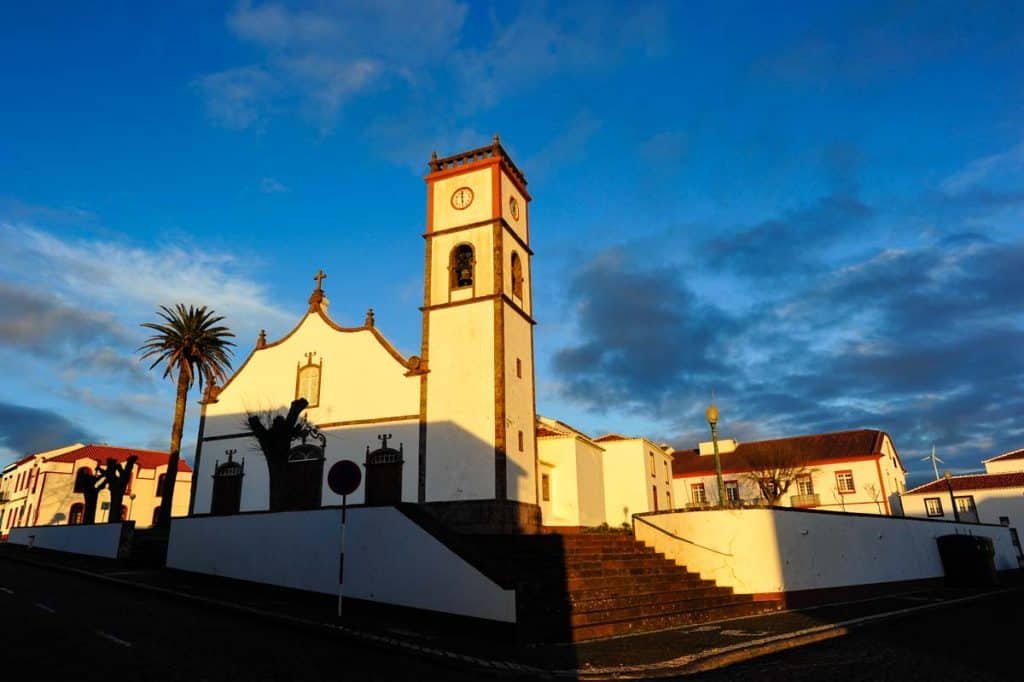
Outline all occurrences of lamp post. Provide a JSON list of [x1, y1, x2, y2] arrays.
[[706, 403, 725, 507], [943, 470, 960, 523]]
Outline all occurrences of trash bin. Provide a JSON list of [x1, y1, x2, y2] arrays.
[[936, 534, 998, 587]]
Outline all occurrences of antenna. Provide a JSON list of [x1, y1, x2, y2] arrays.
[[920, 444, 944, 481]]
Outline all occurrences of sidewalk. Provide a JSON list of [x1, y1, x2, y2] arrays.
[[0, 542, 1017, 680]]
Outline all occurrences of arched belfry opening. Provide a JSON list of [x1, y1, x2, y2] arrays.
[[364, 434, 404, 506], [510, 251, 524, 300], [210, 449, 244, 516], [450, 244, 475, 290]]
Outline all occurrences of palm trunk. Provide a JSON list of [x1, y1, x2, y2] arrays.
[[157, 369, 190, 529]]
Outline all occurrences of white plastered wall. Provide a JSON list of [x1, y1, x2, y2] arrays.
[[904, 486, 1024, 529], [503, 305, 536, 503], [601, 440, 650, 528], [9, 522, 129, 559], [431, 167, 494, 233], [635, 508, 1021, 596], [167, 507, 516, 622]]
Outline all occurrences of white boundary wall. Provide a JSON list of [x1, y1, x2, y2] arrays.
[[634, 508, 1021, 596], [7, 523, 130, 559], [167, 507, 515, 622]]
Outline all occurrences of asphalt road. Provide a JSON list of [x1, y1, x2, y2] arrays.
[[0, 560, 499, 682], [685, 588, 1024, 681]]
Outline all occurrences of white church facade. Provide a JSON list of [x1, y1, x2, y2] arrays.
[[191, 138, 543, 532]]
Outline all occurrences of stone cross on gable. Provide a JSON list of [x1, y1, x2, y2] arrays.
[[378, 433, 392, 449], [313, 269, 327, 290]]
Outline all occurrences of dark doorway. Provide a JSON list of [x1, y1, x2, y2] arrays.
[[286, 444, 324, 510], [364, 435, 404, 506], [210, 458, 244, 516]]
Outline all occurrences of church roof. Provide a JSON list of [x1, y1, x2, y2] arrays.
[[536, 416, 600, 445], [905, 471, 1024, 495], [45, 444, 190, 472], [672, 429, 895, 477]]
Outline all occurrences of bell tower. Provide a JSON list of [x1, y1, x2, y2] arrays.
[[418, 136, 538, 524]]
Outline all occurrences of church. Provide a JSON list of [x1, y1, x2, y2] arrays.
[[191, 137, 548, 532]]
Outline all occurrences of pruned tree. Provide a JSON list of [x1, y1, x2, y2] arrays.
[[96, 456, 138, 523], [76, 468, 103, 525], [245, 398, 325, 512], [739, 444, 814, 506]]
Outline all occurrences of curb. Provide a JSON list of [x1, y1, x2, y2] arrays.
[[1, 551, 1017, 680]]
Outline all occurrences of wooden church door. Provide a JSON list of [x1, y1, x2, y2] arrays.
[[364, 435, 403, 506], [286, 444, 324, 510], [210, 459, 244, 516]]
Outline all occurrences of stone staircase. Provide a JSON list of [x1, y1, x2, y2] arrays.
[[467, 530, 782, 642]]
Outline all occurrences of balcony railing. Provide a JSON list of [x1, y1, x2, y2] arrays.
[[790, 493, 820, 508]]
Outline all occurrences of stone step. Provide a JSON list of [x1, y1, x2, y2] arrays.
[[568, 585, 730, 613], [564, 566, 700, 590], [567, 599, 783, 642], [570, 593, 755, 626]]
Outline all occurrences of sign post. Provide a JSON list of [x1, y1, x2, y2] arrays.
[[327, 460, 362, 618]]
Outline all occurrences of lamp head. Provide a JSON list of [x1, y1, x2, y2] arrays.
[[943, 470, 952, 481], [705, 403, 719, 425]]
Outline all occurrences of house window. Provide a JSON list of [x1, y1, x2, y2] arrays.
[[955, 496, 979, 522], [665, 490, 672, 509], [31, 469, 38, 494], [835, 470, 855, 494], [664, 461, 669, 481], [156, 473, 167, 497], [510, 252, 524, 299], [1000, 516, 1010, 527], [725, 480, 739, 503], [518, 430, 524, 452], [796, 476, 814, 496], [649, 452, 655, 477], [73, 467, 93, 493], [925, 497, 943, 517], [296, 356, 321, 407], [541, 474, 550, 502], [516, 358, 522, 379], [119, 505, 128, 521], [451, 244, 474, 289], [691, 483, 707, 505], [68, 503, 84, 525], [653, 485, 659, 511]]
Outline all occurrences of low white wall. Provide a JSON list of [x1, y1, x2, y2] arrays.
[[634, 508, 1021, 596], [7, 523, 130, 559], [167, 507, 515, 622]]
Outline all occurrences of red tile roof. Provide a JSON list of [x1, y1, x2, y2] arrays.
[[984, 448, 1024, 463], [672, 429, 893, 477], [594, 434, 629, 442], [46, 444, 190, 472], [536, 426, 562, 438], [905, 472, 1024, 495]]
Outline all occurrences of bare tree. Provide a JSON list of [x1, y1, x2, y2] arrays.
[[96, 456, 138, 523], [245, 398, 325, 512], [738, 444, 813, 506]]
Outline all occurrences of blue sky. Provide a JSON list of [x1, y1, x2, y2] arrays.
[[1, 1, 1022, 485]]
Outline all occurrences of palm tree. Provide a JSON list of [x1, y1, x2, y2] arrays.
[[140, 304, 235, 528]]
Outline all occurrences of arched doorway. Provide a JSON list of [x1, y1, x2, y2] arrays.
[[210, 455, 244, 516], [285, 443, 324, 510], [364, 435, 403, 506]]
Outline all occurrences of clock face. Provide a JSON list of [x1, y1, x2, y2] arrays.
[[451, 187, 474, 210], [509, 196, 520, 220]]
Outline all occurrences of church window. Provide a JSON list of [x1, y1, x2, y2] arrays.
[[68, 503, 84, 525], [296, 352, 322, 407], [510, 252, 524, 299], [516, 358, 522, 378], [653, 486, 659, 511], [541, 474, 550, 501], [518, 430, 524, 452], [450, 244, 474, 289], [73, 467, 92, 493]]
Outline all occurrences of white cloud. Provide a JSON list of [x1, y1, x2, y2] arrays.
[[193, 66, 277, 130], [941, 141, 1024, 195], [260, 176, 290, 193]]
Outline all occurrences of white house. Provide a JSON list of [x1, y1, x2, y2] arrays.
[[594, 433, 675, 527], [534, 417, 606, 528], [903, 447, 1024, 548], [672, 429, 908, 515]]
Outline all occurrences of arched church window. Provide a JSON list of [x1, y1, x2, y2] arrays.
[[296, 352, 321, 407], [510, 252, 524, 299], [73, 467, 92, 493], [211, 456, 244, 516], [451, 244, 474, 289]]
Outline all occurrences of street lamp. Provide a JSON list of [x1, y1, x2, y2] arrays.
[[706, 403, 725, 507], [943, 470, 960, 523]]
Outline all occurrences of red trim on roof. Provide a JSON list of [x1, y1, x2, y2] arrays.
[[45, 445, 190, 472], [985, 448, 1024, 463], [905, 471, 1024, 495], [594, 434, 629, 442], [672, 429, 890, 477]]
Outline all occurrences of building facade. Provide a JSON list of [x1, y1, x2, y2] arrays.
[[671, 430, 908, 515], [902, 447, 1024, 538], [0, 443, 191, 536], [191, 139, 539, 529]]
